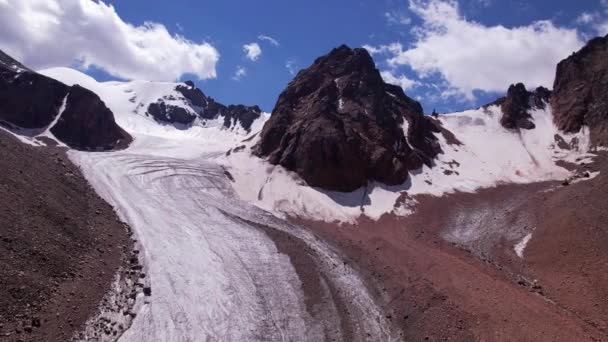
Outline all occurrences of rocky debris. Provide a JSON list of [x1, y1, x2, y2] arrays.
[[254, 45, 441, 192], [146, 81, 262, 132], [486, 83, 551, 130], [0, 49, 132, 151], [552, 34, 608, 145], [50, 85, 132, 151], [0, 130, 134, 341]]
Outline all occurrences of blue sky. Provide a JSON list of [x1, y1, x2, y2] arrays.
[[2, 0, 606, 113]]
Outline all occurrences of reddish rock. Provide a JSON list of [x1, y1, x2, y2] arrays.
[[254, 45, 440, 192], [552, 34, 608, 145]]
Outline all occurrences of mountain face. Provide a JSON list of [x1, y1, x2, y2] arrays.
[[147, 80, 262, 132], [51, 85, 132, 150], [552, 34, 608, 145], [254, 45, 441, 192], [0, 50, 69, 128], [488, 83, 551, 130], [0, 50, 131, 150]]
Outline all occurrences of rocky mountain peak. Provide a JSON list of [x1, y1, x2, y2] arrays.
[[552, 34, 608, 145], [254, 45, 441, 192], [0, 49, 131, 150], [488, 83, 552, 130], [146, 81, 261, 132]]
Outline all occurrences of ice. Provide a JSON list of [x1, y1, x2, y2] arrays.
[[40, 67, 393, 341], [514, 233, 533, 258]]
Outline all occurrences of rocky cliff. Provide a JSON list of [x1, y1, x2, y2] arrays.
[[552, 34, 608, 145], [0, 49, 131, 150], [254, 45, 441, 192], [51, 85, 132, 151], [147, 81, 262, 132], [487, 83, 551, 130]]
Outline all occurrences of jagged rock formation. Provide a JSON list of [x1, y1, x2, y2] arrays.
[[486, 83, 551, 130], [0, 49, 132, 150], [51, 85, 132, 151], [254, 45, 441, 192], [147, 81, 262, 132], [552, 34, 608, 145]]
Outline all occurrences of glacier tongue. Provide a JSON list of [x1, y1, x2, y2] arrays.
[[69, 134, 393, 341]]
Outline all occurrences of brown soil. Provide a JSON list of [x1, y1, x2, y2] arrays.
[[0, 130, 136, 341], [296, 153, 608, 341]]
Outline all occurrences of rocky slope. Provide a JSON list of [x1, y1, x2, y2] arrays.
[[0, 49, 131, 150], [254, 45, 441, 192], [487, 83, 551, 130], [552, 34, 608, 145], [147, 80, 262, 132], [0, 129, 139, 341]]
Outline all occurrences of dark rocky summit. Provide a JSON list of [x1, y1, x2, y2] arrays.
[[146, 81, 262, 132], [487, 83, 551, 130], [0, 51, 69, 129], [552, 34, 608, 145], [0, 49, 131, 150], [254, 45, 441, 192], [50, 85, 132, 151]]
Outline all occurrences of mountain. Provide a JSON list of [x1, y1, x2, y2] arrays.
[[3, 34, 608, 342], [552, 34, 608, 145], [0, 50, 131, 150], [485, 83, 552, 130], [147, 80, 262, 132], [254, 45, 441, 192], [39, 68, 264, 140]]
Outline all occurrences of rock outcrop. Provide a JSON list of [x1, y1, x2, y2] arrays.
[[147, 81, 262, 132], [0, 49, 132, 150], [0, 50, 69, 128], [50, 85, 132, 151], [552, 34, 608, 145], [487, 83, 551, 130], [254, 45, 441, 192]]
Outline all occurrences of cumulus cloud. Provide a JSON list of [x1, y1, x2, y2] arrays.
[[232, 66, 247, 81], [368, 0, 585, 99], [380, 70, 418, 91], [0, 0, 219, 81], [243, 42, 262, 61], [258, 35, 280, 46]]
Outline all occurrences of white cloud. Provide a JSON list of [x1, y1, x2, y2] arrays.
[[243, 42, 262, 61], [368, 0, 585, 99], [232, 65, 247, 81], [576, 12, 595, 25], [384, 11, 411, 25], [0, 0, 219, 81], [258, 34, 280, 46], [286, 60, 298, 75], [380, 70, 418, 91]]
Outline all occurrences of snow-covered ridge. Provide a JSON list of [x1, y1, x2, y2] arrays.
[[39, 67, 598, 225], [224, 104, 597, 223], [39, 67, 265, 144]]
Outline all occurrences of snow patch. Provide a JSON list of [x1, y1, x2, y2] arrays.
[[514, 233, 533, 258]]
